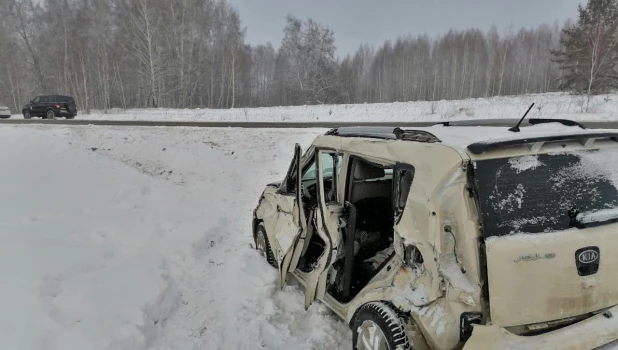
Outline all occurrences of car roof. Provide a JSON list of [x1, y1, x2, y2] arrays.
[[321, 120, 618, 160]]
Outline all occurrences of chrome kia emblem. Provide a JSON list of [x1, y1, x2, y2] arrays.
[[578, 250, 599, 264]]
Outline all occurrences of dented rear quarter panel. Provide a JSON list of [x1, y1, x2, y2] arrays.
[[312, 135, 484, 349]]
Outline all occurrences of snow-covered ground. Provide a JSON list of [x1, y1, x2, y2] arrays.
[[3, 123, 618, 350], [0, 125, 354, 350], [10, 92, 618, 122]]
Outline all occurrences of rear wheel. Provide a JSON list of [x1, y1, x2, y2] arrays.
[[352, 302, 412, 350], [255, 223, 277, 268], [23, 111, 31, 119], [45, 110, 55, 120]]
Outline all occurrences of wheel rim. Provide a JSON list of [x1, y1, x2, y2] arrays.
[[256, 232, 267, 257], [358, 320, 389, 350], [47, 110, 54, 119]]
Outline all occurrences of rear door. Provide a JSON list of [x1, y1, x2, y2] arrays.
[[473, 149, 618, 327], [485, 227, 618, 327]]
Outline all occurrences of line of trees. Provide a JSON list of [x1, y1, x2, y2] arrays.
[[340, 25, 563, 104], [0, 0, 614, 113], [553, 0, 618, 112]]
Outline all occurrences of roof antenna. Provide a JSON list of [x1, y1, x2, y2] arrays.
[[509, 103, 535, 132]]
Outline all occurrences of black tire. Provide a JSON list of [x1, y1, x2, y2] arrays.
[[352, 302, 412, 350], [255, 223, 277, 268], [45, 110, 55, 120], [66, 115, 75, 120], [23, 111, 31, 119]]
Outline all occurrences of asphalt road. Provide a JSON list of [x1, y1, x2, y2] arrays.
[[1, 118, 618, 129]]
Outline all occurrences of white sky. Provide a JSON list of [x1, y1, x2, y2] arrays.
[[227, 0, 583, 57]]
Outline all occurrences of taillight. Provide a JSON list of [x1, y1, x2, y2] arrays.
[[55, 104, 60, 109]]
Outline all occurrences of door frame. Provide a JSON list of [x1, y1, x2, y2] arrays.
[[274, 143, 308, 287], [302, 147, 347, 308]]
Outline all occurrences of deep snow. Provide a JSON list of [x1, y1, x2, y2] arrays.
[[11, 92, 618, 122], [0, 125, 352, 350]]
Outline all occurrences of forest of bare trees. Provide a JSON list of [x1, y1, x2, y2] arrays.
[[0, 0, 604, 113]]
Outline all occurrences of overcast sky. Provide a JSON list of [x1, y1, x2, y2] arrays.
[[227, 0, 583, 56]]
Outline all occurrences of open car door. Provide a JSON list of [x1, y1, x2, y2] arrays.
[[303, 150, 344, 309], [275, 143, 308, 288]]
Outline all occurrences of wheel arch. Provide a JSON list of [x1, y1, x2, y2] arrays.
[[348, 299, 411, 327], [252, 217, 263, 241], [351, 301, 414, 350]]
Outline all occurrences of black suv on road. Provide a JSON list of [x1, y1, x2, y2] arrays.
[[22, 95, 78, 119]]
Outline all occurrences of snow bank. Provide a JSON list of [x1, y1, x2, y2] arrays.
[[13, 92, 618, 122]]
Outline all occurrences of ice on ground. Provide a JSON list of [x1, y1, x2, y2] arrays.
[[0, 125, 350, 350]]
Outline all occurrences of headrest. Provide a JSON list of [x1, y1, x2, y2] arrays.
[[354, 161, 385, 180]]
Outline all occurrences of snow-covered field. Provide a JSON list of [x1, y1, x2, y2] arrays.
[[0, 124, 356, 350], [3, 122, 618, 350], [10, 92, 618, 122]]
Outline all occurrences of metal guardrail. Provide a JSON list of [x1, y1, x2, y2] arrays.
[[0, 118, 617, 129]]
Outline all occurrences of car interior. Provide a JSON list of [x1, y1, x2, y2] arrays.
[[328, 158, 395, 302], [294, 153, 396, 302]]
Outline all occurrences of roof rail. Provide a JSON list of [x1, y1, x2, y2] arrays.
[[436, 118, 586, 129], [467, 132, 618, 154], [325, 126, 441, 143], [528, 118, 585, 129]]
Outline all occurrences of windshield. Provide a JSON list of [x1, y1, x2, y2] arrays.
[[473, 148, 618, 237]]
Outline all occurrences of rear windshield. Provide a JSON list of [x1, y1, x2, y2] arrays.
[[473, 148, 618, 237]]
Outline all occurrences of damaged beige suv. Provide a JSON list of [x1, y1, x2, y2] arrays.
[[252, 118, 618, 350]]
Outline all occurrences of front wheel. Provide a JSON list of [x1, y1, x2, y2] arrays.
[[255, 223, 277, 268], [352, 302, 412, 350], [24, 111, 31, 119], [45, 110, 55, 120]]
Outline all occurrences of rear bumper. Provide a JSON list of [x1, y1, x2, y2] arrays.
[[463, 305, 618, 350], [57, 109, 77, 117]]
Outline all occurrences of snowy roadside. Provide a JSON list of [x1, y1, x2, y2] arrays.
[[10, 92, 618, 122], [3, 124, 618, 350], [0, 125, 350, 350]]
